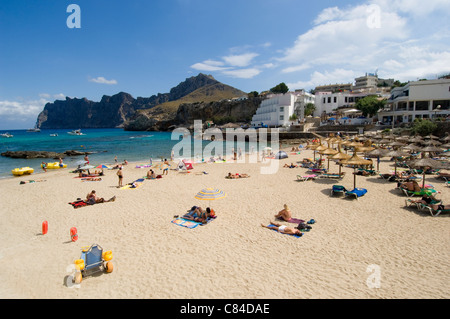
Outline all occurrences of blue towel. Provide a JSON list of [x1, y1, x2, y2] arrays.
[[347, 188, 367, 197]]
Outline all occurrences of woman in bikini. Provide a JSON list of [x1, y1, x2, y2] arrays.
[[274, 204, 292, 221]]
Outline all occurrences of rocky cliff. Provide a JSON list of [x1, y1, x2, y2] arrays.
[[36, 73, 242, 129]]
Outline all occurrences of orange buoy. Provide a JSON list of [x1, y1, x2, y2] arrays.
[[70, 227, 78, 242], [42, 221, 48, 235]]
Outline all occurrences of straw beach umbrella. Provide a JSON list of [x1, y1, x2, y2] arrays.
[[329, 143, 351, 175], [367, 148, 387, 171], [384, 149, 409, 176], [407, 158, 446, 189], [340, 152, 372, 189]]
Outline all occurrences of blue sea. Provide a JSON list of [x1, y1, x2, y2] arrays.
[[0, 128, 265, 178]]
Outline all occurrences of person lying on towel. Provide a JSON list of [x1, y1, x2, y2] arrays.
[[261, 221, 302, 236]]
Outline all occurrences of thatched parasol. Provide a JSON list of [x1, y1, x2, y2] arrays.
[[407, 158, 446, 188], [385, 149, 409, 175], [366, 148, 388, 171], [329, 143, 351, 174], [340, 152, 373, 188], [320, 146, 338, 170]]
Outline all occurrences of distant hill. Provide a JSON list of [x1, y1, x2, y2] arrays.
[[35, 73, 249, 130]]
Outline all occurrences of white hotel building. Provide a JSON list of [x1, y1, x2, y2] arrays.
[[250, 91, 314, 128], [377, 79, 450, 124]]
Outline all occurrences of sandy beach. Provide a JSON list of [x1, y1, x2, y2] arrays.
[[0, 146, 449, 299]]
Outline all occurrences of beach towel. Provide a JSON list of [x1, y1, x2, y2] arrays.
[[120, 178, 145, 189], [266, 224, 302, 238], [171, 215, 217, 228], [69, 200, 88, 209], [171, 218, 201, 229]]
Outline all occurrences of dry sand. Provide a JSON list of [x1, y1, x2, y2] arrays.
[[0, 147, 449, 299]]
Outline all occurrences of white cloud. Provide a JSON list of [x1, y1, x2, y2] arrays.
[[279, 0, 450, 88], [191, 51, 262, 79], [190, 60, 230, 72], [222, 53, 259, 67], [89, 76, 118, 85], [221, 68, 261, 79], [287, 69, 359, 91]]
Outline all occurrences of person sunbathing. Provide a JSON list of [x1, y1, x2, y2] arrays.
[[147, 169, 156, 179], [427, 203, 450, 211], [227, 172, 250, 179], [400, 180, 421, 192], [274, 204, 292, 221], [261, 221, 302, 236], [283, 163, 297, 168], [86, 190, 115, 204], [410, 194, 440, 205], [183, 206, 212, 223]]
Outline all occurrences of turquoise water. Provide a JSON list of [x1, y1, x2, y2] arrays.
[[0, 128, 264, 178]]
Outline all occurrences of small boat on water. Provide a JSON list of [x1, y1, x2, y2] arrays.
[[68, 129, 86, 136], [12, 167, 34, 176], [1, 132, 13, 138], [50, 133, 58, 137], [27, 128, 41, 132]]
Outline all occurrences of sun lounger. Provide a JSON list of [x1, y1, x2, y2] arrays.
[[319, 173, 345, 180], [345, 187, 367, 200], [296, 174, 316, 181], [399, 186, 437, 197], [331, 185, 347, 197], [418, 203, 450, 217]]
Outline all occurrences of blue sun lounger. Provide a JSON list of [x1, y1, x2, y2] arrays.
[[345, 187, 367, 200]]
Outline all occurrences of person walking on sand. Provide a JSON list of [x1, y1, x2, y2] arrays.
[[117, 167, 123, 187]]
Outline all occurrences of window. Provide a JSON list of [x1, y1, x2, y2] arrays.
[[415, 101, 429, 111], [327, 97, 331, 103], [279, 115, 284, 120], [280, 106, 284, 112], [333, 97, 337, 103]]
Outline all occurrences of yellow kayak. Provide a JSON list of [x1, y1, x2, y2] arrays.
[[43, 162, 67, 169]]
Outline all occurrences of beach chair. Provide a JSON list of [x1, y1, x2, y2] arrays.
[[331, 185, 347, 197], [319, 173, 345, 180], [405, 198, 441, 210], [418, 203, 450, 217], [345, 188, 367, 200], [296, 174, 317, 182], [357, 168, 377, 176], [399, 186, 437, 197], [73, 244, 113, 284]]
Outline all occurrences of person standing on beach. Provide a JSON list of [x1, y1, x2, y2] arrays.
[[41, 162, 47, 172], [114, 156, 117, 163], [84, 154, 89, 164], [117, 167, 123, 187]]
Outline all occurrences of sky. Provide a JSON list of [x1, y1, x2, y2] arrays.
[[1, 0, 450, 129]]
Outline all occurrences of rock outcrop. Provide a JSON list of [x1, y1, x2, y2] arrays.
[[1, 150, 92, 159]]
